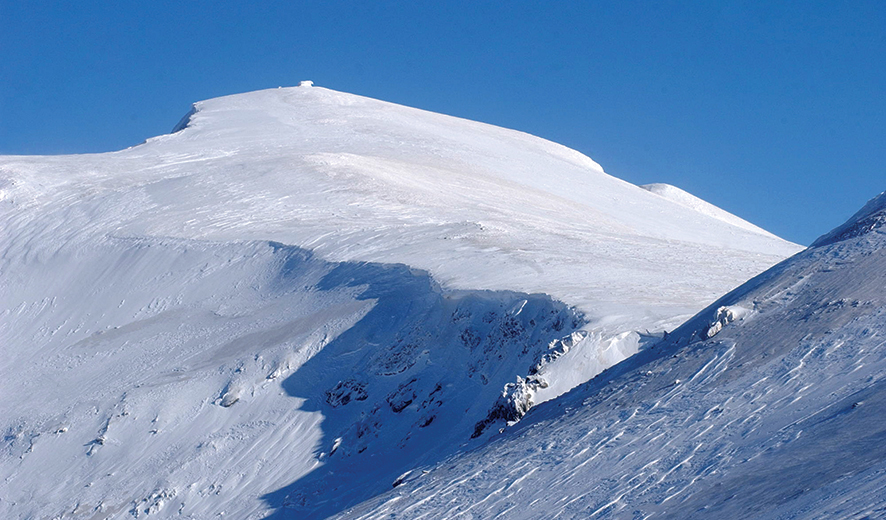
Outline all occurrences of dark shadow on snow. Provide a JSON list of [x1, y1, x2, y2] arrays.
[[260, 242, 585, 519]]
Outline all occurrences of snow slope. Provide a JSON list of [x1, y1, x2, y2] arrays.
[[0, 84, 800, 519], [343, 191, 886, 519], [640, 182, 779, 237]]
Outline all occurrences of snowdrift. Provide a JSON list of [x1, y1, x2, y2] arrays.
[[344, 191, 886, 519]]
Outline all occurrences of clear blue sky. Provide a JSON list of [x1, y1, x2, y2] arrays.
[[1, 1, 883, 245]]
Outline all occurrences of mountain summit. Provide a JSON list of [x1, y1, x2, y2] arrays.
[[0, 85, 800, 519]]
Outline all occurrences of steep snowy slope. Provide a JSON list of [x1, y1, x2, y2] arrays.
[[344, 191, 886, 519], [0, 84, 799, 519]]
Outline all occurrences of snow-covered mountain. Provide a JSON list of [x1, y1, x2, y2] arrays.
[[343, 191, 886, 519], [0, 84, 800, 519]]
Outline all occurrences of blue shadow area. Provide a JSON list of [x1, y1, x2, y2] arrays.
[[261, 242, 584, 518]]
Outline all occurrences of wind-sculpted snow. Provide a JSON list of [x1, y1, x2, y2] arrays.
[[0, 237, 584, 519], [0, 84, 803, 518], [339, 192, 886, 519], [267, 253, 586, 518], [0, 85, 799, 413]]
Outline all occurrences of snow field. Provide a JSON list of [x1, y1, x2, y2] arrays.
[[0, 85, 805, 518]]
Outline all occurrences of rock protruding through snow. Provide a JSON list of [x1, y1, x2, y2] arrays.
[[338, 191, 886, 520], [0, 84, 802, 520]]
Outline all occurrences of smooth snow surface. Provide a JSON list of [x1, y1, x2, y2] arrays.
[[1, 85, 800, 519], [343, 191, 886, 519], [639, 182, 779, 237]]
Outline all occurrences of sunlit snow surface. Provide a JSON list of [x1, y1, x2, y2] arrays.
[[344, 193, 886, 519], [0, 85, 801, 519]]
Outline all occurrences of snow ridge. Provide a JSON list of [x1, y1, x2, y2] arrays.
[[0, 84, 806, 519], [640, 182, 777, 237], [812, 189, 886, 247], [338, 191, 886, 519]]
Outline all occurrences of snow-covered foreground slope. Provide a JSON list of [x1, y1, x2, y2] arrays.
[[343, 192, 886, 520], [0, 84, 799, 519]]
